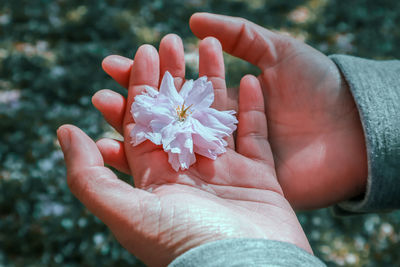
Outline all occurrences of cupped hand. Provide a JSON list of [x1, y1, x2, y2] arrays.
[[58, 36, 311, 266], [189, 13, 369, 210], [97, 14, 368, 209]]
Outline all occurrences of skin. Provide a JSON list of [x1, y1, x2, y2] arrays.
[[96, 13, 368, 209], [58, 37, 311, 266]]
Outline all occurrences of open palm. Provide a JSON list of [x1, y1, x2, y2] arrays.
[[59, 36, 311, 266]]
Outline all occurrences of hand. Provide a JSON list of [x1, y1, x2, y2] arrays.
[[97, 14, 368, 209], [189, 13, 369, 210], [58, 36, 311, 266]]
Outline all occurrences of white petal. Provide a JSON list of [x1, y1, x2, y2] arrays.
[[179, 79, 193, 99], [159, 71, 183, 106], [167, 141, 196, 171], [184, 137, 194, 154], [144, 85, 159, 97], [160, 123, 179, 151], [191, 119, 220, 142], [194, 146, 223, 160], [130, 72, 238, 171], [145, 131, 162, 145], [130, 124, 151, 146], [178, 147, 196, 170], [193, 133, 226, 153], [192, 108, 238, 137], [168, 152, 181, 172], [184, 77, 214, 109], [132, 97, 175, 126], [191, 119, 229, 159], [161, 123, 193, 153]]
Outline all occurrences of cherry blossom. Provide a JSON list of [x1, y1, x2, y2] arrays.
[[130, 71, 237, 171]]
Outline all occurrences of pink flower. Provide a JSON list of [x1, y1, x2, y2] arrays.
[[130, 71, 237, 171]]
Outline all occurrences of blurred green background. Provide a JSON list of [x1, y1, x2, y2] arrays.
[[0, 0, 399, 266]]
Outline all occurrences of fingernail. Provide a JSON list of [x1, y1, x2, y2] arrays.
[[57, 127, 71, 152]]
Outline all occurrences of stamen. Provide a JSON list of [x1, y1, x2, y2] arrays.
[[176, 102, 193, 121]]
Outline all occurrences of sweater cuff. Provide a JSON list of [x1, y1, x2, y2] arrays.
[[169, 239, 325, 267], [330, 55, 400, 214]]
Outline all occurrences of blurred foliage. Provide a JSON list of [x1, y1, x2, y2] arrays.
[[0, 0, 399, 266]]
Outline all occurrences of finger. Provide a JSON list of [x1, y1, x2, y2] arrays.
[[102, 55, 133, 89], [227, 87, 239, 113], [199, 37, 227, 110], [92, 89, 126, 135], [96, 138, 130, 174], [198, 37, 235, 149], [159, 34, 185, 90], [123, 45, 160, 177], [190, 13, 281, 70], [123, 45, 160, 127], [236, 75, 273, 163], [57, 124, 132, 209], [57, 125, 154, 254]]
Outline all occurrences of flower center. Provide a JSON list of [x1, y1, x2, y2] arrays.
[[176, 102, 193, 122]]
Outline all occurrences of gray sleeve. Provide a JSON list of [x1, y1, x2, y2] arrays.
[[168, 239, 326, 267], [330, 55, 400, 214]]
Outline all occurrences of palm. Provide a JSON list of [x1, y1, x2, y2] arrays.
[[258, 41, 367, 208], [59, 120, 310, 266], [126, 142, 272, 191], [115, 159, 303, 266]]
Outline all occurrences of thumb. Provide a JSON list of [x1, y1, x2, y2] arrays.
[[190, 12, 284, 70], [57, 125, 153, 237]]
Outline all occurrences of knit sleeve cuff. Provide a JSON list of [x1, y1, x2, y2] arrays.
[[330, 55, 400, 214], [169, 239, 325, 267]]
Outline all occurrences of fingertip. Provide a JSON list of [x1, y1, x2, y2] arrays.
[[135, 44, 159, 59], [91, 90, 104, 110], [199, 36, 224, 79], [57, 124, 82, 140], [96, 138, 130, 174], [190, 12, 213, 39], [240, 74, 260, 89], [190, 12, 204, 21], [159, 33, 185, 87], [57, 125, 72, 153], [92, 89, 120, 110], [240, 74, 262, 93], [160, 33, 183, 47], [92, 90, 125, 134], [131, 45, 160, 87], [199, 36, 222, 51], [238, 75, 266, 131], [189, 13, 202, 35], [102, 55, 132, 70], [96, 138, 120, 151], [102, 55, 133, 89], [57, 124, 104, 169]]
